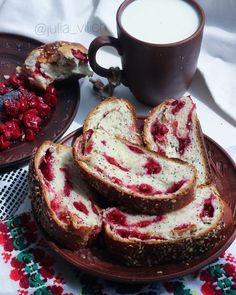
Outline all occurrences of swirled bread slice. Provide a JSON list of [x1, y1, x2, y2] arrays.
[[83, 97, 142, 145], [29, 141, 102, 250], [17, 41, 93, 90], [73, 129, 197, 215], [103, 184, 225, 266], [143, 96, 211, 185]]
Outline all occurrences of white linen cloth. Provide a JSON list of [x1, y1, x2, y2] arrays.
[[0, 0, 235, 121]]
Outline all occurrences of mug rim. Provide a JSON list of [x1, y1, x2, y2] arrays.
[[116, 0, 205, 47]]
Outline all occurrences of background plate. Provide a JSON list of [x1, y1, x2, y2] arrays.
[[38, 125, 236, 283], [0, 33, 80, 169]]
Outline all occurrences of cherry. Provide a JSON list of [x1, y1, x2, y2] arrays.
[[3, 99, 20, 118], [71, 49, 88, 62], [0, 82, 8, 95]]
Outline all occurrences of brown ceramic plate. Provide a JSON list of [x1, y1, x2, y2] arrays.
[[0, 34, 80, 169], [38, 124, 236, 283]]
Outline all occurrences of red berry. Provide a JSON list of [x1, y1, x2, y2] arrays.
[[3, 99, 20, 118], [37, 103, 51, 117], [0, 135, 11, 150], [44, 86, 58, 107], [5, 120, 21, 140], [0, 82, 8, 95], [28, 96, 43, 109], [22, 109, 42, 131], [139, 183, 153, 194], [71, 49, 88, 62], [25, 128, 36, 141], [9, 72, 25, 88], [18, 97, 29, 113]]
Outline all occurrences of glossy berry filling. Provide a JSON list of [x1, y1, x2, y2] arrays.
[[151, 119, 169, 144], [103, 153, 129, 172], [143, 157, 162, 175], [126, 144, 144, 154], [73, 201, 89, 216], [165, 179, 187, 194], [200, 194, 215, 219], [0, 72, 58, 150], [39, 149, 54, 182], [71, 49, 88, 62], [171, 99, 185, 115]]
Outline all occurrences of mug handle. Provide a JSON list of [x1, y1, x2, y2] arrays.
[[88, 36, 124, 83]]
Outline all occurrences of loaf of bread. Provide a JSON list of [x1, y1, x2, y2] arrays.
[[17, 41, 93, 90], [83, 97, 142, 145], [143, 96, 211, 185], [29, 141, 102, 250], [73, 129, 197, 214], [103, 184, 225, 266]]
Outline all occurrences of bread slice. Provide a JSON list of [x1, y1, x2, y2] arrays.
[[73, 129, 197, 215], [17, 41, 93, 90], [29, 141, 102, 250], [103, 184, 225, 266], [143, 96, 211, 185], [83, 97, 142, 145]]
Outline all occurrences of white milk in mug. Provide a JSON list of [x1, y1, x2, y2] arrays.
[[121, 0, 200, 44]]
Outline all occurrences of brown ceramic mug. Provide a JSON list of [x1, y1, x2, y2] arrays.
[[88, 0, 205, 106]]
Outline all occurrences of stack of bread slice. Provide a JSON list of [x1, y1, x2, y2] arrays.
[[30, 96, 225, 266]]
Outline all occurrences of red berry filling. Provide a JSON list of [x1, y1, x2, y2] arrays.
[[172, 120, 191, 155], [106, 209, 163, 229], [143, 157, 162, 175], [105, 209, 128, 227], [133, 215, 163, 228], [60, 167, 73, 197], [73, 201, 89, 216], [39, 149, 54, 182], [171, 101, 196, 155], [71, 49, 88, 62], [101, 140, 107, 146], [34, 63, 51, 80], [0, 72, 58, 150], [50, 198, 60, 212], [173, 223, 193, 231], [103, 153, 129, 172], [91, 202, 99, 215], [85, 141, 94, 154], [157, 145, 166, 156], [126, 144, 144, 154], [165, 179, 187, 194], [186, 102, 196, 131], [151, 119, 169, 144], [200, 194, 215, 219], [111, 176, 123, 185], [57, 211, 70, 224], [139, 183, 154, 194], [171, 99, 185, 115], [95, 166, 104, 174]]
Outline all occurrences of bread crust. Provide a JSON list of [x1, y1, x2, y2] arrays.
[[83, 97, 143, 145], [103, 184, 225, 266], [143, 97, 211, 185], [73, 135, 197, 215], [28, 141, 102, 250], [104, 217, 225, 266]]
